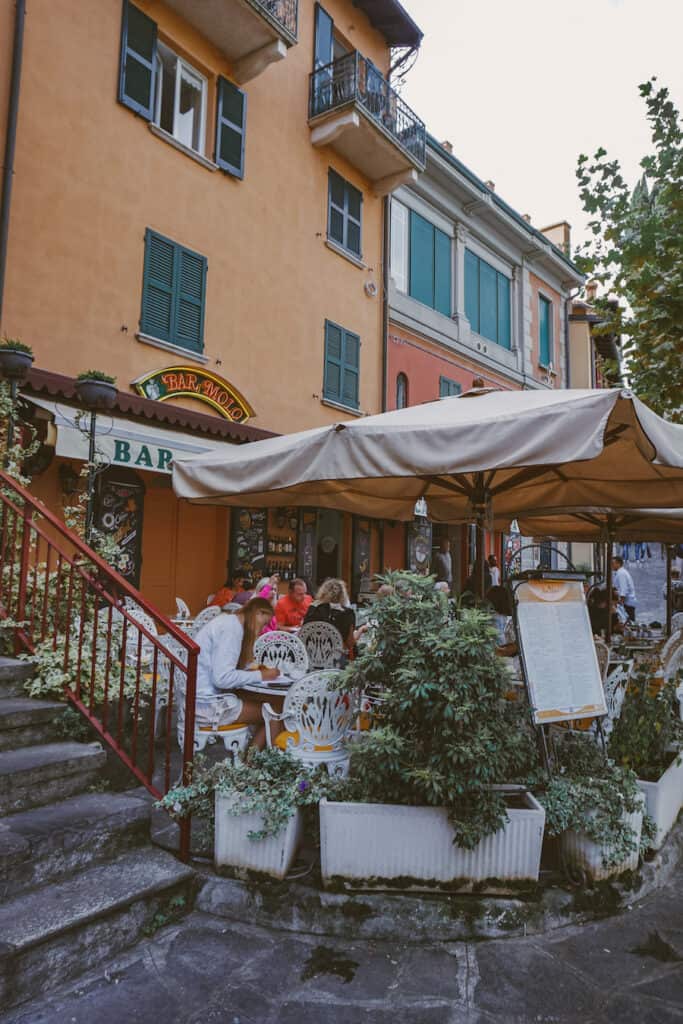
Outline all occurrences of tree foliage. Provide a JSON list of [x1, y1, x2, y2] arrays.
[[575, 79, 683, 421]]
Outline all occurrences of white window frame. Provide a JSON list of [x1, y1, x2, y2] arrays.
[[154, 44, 207, 156], [390, 199, 409, 294]]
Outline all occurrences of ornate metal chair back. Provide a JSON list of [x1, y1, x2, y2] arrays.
[[298, 620, 344, 669], [282, 670, 355, 755], [253, 631, 309, 676]]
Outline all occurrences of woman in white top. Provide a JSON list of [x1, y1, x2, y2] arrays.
[[196, 597, 279, 749]]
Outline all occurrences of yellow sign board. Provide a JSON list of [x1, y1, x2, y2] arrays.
[[133, 366, 254, 422]]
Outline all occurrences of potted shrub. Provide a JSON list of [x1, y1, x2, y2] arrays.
[[538, 733, 649, 883], [321, 573, 544, 891], [0, 338, 34, 380], [608, 668, 683, 850], [74, 370, 117, 410], [160, 748, 333, 879]]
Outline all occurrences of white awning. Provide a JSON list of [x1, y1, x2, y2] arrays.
[[25, 396, 237, 475]]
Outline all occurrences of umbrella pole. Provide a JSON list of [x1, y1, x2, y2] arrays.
[[475, 518, 485, 601], [666, 544, 673, 636], [605, 541, 613, 644]]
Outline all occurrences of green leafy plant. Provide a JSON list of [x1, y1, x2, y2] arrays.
[[538, 734, 650, 868], [75, 370, 117, 385], [337, 571, 539, 850], [608, 669, 683, 781], [158, 748, 340, 841], [0, 337, 33, 355]]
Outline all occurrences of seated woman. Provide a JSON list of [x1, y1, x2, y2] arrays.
[[253, 574, 280, 634], [304, 578, 362, 651], [195, 597, 279, 749]]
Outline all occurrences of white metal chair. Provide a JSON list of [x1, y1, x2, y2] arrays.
[[298, 621, 344, 669], [121, 602, 159, 667], [594, 639, 609, 683], [163, 637, 249, 759], [263, 670, 356, 777], [221, 602, 242, 613], [661, 629, 683, 677], [253, 631, 309, 676], [175, 597, 191, 620], [188, 605, 222, 637], [671, 612, 683, 634]]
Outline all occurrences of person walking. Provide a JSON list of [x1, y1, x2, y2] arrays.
[[612, 555, 637, 622]]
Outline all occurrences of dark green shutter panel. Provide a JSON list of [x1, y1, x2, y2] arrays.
[[434, 228, 451, 316], [324, 321, 343, 401], [119, 2, 157, 119], [497, 274, 511, 349], [342, 330, 360, 408], [141, 230, 175, 342], [464, 249, 479, 332], [216, 77, 247, 178], [539, 297, 551, 364], [175, 249, 207, 352], [409, 212, 434, 308], [479, 260, 497, 342]]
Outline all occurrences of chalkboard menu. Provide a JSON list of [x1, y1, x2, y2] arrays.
[[406, 521, 432, 575], [230, 509, 267, 581], [95, 474, 145, 587]]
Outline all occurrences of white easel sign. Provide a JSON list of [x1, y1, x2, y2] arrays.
[[515, 578, 607, 726]]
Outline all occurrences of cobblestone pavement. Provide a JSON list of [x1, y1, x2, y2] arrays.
[[5, 866, 683, 1024], [615, 546, 667, 624]]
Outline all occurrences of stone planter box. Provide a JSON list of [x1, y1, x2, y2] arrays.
[[214, 793, 302, 880], [560, 805, 643, 883], [319, 787, 545, 892], [637, 753, 683, 850]]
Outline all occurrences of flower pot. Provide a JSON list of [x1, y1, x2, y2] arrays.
[[637, 753, 683, 850], [74, 378, 117, 410], [560, 805, 643, 882], [0, 348, 33, 381], [319, 787, 545, 892], [214, 792, 302, 879]]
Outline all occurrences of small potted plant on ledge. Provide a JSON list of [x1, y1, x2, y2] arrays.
[[320, 573, 544, 892], [0, 337, 34, 381], [74, 370, 117, 410], [538, 733, 650, 884], [608, 667, 683, 850]]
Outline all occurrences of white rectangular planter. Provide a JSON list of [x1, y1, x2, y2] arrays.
[[214, 793, 302, 880], [637, 753, 683, 850], [320, 788, 545, 892], [560, 807, 643, 882]]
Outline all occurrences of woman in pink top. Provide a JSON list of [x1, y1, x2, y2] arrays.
[[254, 575, 280, 634]]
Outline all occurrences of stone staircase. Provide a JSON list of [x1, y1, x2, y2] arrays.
[[0, 657, 195, 1012]]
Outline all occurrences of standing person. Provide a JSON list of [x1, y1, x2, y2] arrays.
[[275, 578, 312, 631], [488, 554, 501, 587], [612, 555, 637, 622], [195, 598, 280, 749], [433, 537, 453, 587], [621, 542, 631, 564]]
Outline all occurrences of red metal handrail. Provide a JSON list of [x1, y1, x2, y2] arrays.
[[0, 469, 199, 861]]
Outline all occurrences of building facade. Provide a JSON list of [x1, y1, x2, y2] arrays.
[[0, 0, 424, 611]]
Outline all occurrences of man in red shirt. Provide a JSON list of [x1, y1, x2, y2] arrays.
[[275, 578, 312, 630]]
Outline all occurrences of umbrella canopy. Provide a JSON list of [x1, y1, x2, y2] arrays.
[[173, 388, 683, 522], [512, 507, 683, 543]]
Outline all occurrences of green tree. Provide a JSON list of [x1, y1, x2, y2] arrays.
[[575, 79, 683, 421]]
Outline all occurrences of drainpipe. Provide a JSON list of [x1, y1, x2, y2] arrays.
[[0, 0, 26, 330], [381, 195, 389, 412]]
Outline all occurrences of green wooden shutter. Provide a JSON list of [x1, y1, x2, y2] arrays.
[[464, 249, 479, 332], [324, 321, 343, 402], [119, 1, 157, 119], [497, 274, 511, 349], [434, 228, 451, 316], [216, 77, 247, 178], [175, 248, 207, 352], [539, 296, 552, 364], [479, 260, 497, 343], [341, 330, 360, 409], [409, 212, 434, 308], [141, 229, 175, 342]]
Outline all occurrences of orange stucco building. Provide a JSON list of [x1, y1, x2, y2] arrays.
[[0, 0, 424, 611]]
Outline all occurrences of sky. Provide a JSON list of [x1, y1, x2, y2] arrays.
[[395, 0, 683, 256]]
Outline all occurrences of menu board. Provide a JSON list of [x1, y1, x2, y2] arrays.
[[514, 578, 607, 726], [95, 476, 145, 587], [230, 509, 267, 581], [406, 521, 432, 575]]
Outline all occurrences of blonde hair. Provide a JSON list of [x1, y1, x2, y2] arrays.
[[314, 578, 350, 607]]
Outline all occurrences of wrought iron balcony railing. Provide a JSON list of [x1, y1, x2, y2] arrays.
[[309, 51, 426, 168], [255, 0, 298, 39]]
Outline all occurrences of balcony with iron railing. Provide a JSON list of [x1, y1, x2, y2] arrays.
[[164, 0, 298, 83], [309, 51, 426, 193]]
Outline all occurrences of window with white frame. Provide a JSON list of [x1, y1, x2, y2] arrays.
[[154, 42, 207, 154]]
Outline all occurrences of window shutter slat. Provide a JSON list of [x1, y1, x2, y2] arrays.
[[216, 77, 246, 178], [141, 230, 206, 353], [539, 296, 552, 364], [119, 1, 157, 119], [141, 230, 175, 341], [341, 330, 360, 408], [409, 211, 435, 308], [479, 260, 497, 342], [175, 249, 206, 351], [434, 228, 451, 316], [324, 321, 343, 402], [464, 249, 479, 332], [497, 274, 511, 349]]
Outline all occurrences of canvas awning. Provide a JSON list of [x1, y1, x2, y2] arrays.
[[512, 507, 683, 543], [25, 396, 239, 475]]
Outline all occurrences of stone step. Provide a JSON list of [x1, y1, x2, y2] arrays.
[[0, 790, 152, 902], [0, 697, 64, 751], [0, 742, 106, 815], [0, 846, 196, 1010], [0, 658, 34, 699]]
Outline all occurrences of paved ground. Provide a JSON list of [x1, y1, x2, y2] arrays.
[[5, 866, 682, 1024], [616, 547, 667, 624]]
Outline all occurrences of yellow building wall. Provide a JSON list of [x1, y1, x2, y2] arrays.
[[569, 320, 594, 389], [1, 0, 389, 435]]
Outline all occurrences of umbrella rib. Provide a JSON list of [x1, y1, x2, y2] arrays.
[[420, 475, 471, 497], [488, 464, 554, 496]]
